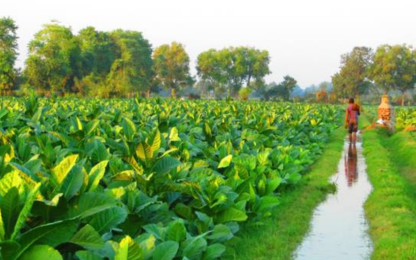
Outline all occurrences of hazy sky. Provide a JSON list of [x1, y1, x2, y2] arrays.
[[2, 0, 416, 87]]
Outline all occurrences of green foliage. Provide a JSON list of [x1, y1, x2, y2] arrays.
[[0, 17, 18, 93], [197, 47, 270, 95], [267, 75, 298, 101], [107, 30, 154, 96], [0, 97, 341, 259], [24, 22, 82, 95], [331, 46, 373, 98], [22, 23, 154, 98], [238, 87, 252, 101], [396, 107, 416, 129], [368, 44, 416, 104], [153, 42, 193, 96]]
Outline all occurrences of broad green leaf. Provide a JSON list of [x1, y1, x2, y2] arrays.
[[85, 119, 100, 136], [207, 224, 233, 242], [215, 207, 248, 223], [152, 241, 179, 260], [0, 210, 5, 241], [0, 187, 20, 239], [68, 192, 116, 219], [218, 155, 232, 169], [192, 160, 210, 169], [89, 207, 128, 234], [257, 151, 270, 165], [124, 157, 144, 175], [20, 245, 63, 260], [122, 118, 136, 140], [70, 224, 104, 250], [0, 172, 24, 197], [12, 219, 78, 260], [266, 177, 282, 194], [135, 234, 156, 259], [115, 236, 143, 260], [254, 195, 280, 213], [165, 220, 186, 243], [169, 127, 180, 141], [38, 193, 62, 207], [152, 156, 181, 175], [0, 240, 20, 260], [76, 251, 103, 260], [62, 165, 84, 200], [51, 154, 79, 190], [150, 130, 161, 154], [76, 117, 83, 131], [87, 160, 109, 192], [183, 237, 207, 260], [136, 143, 146, 161], [202, 243, 226, 260], [11, 183, 41, 240], [142, 224, 165, 241], [31, 107, 43, 124]]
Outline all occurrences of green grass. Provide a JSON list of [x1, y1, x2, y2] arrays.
[[363, 126, 416, 259], [228, 126, 346, 260]]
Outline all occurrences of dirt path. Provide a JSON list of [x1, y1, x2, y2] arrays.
[[294, 136, 373, 260]]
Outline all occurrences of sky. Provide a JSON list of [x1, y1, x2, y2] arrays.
[[2, 0, 416, 87]]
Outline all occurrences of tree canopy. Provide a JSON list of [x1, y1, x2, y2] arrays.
[[267, 75, 298, 101], [0, 17, 18, 93], [24, 23, 82, 95], [331, 47, 373, 98], [153, 42, 193, 97], [368, 44, 416, 105], [197, 47, 270, 95], [107, 29, 154, 96], [2, 17, 416, 103], [23, 22, 154, 97]]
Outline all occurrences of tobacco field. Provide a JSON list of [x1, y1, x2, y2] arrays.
[[0, 96, 341, 260]]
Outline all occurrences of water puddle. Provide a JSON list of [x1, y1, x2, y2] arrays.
[[294, 137, 373, 260]]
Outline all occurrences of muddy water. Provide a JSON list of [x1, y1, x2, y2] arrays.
[[294, 138, 373, 260]]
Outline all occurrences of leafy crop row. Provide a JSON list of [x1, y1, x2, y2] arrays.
[[396, 107, 416, 129], [0, 96, 341, 260]]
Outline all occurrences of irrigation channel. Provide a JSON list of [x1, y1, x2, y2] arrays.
[[295, 134, 373, 260]]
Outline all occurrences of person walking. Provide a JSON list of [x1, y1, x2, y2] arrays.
[[345, 98, 360, 144]]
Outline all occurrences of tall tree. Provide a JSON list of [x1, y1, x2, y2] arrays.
[[197, 47, 270, 96], [75, 27, 117, 96], [267, 75, 298, 101], [24, 22, 82, 95], [332, 46, 373, 99], [107, 30, 154, 97], [234, 47, 270, 87], [369, 44, 416, 106], [77, 27, 116, 77], [281, 75, 297, 98], [153, 42, 193, 97], [0, 17, 18, 95]]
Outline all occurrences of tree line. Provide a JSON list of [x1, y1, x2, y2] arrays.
[[1, 17, 416, 103], [331, 46, 416, 106], [0, 18, 273, 98]]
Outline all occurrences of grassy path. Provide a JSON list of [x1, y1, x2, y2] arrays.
[[362, 116, 416, 259], [229, 126, 345, 260]]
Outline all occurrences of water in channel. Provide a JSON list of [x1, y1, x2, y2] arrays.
[[294, 136, 373, 260]]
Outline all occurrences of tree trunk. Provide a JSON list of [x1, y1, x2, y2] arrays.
[[402, 92, 405, 106], [171, 88, 176, 99], [247, 74, 252, 88], [146, 90, 150, 98]]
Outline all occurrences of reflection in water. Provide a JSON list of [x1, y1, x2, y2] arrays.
[[345, 144, 358, 186], [295, 138, 373, 260]]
